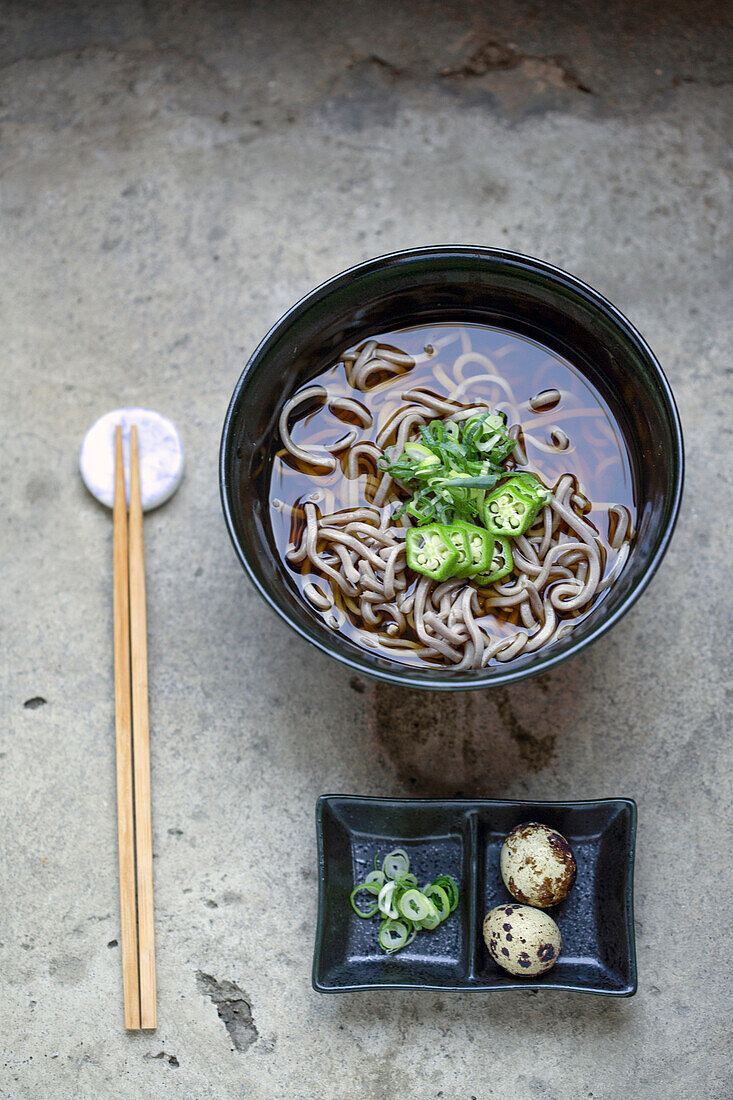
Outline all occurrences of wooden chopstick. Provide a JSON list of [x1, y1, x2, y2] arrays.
[[128, 426, 157, 1029], [113, 427, 140, 1030]]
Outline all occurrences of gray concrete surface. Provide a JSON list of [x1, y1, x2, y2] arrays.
[[2, 2, 732, 1097]]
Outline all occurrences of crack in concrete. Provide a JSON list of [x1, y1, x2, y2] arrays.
[[441, 37, 594, 94], [196, 971, 258, 1052], [672, 74, 732, 88], [143, 1050, 179, 1067], [345, 53, 406, 80]]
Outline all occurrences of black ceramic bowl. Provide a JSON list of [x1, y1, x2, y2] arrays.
[[220, 247, 683, 689]]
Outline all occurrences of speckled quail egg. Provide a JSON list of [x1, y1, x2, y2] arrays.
[[483, 903, 561, 976], [500, 822, 577, 908]]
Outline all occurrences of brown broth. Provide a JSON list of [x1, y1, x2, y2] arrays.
[[268, 323, 636, 667]]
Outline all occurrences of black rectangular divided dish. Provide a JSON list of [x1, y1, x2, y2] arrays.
[[314, 796, 637, 995]]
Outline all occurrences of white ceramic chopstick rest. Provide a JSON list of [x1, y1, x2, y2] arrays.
[[80, 407, 184, 511]]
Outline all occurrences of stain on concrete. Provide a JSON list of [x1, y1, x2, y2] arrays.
[[317, 55, 402, 131], [48, 956, 88, 985], [25, 475, 58, 503], [373, 676, 565, 793], [196, 972, 258, 1052], [492, 688, 557, 772], [373, 684, 517, 795]]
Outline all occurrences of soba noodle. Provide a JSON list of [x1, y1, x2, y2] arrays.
[[269, 324, 635, 670]]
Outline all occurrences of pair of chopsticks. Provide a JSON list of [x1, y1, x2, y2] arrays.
[[113, 426, 156, 1030]]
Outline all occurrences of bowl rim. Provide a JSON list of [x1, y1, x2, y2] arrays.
[[312, 794, 638, 995], [220, 245, 684, 690]]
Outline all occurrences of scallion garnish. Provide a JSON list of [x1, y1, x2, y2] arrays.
[[379, 412, 516, 525], [382, 848, 410, 880], [349, 850, 460, 954], [350, 884, 378, 918], [364, 869, 386, 892]]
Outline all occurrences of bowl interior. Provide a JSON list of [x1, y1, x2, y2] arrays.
[[220, 248, 683, 688]]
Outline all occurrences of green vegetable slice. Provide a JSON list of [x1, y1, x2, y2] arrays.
[[431, 875, 460, 912], [378, 919, 411, 953], [397, 889, 431, 922], [483, 484, 535, 536], [377, 881, 400, 918], [423, 883, 451, 922], [364, 870, 386, 893], [473, 536, 513, 586], [452, 521, 493, 578], [438, 524, 472, 577], [406, 524, 459, 581], [417, 897, 441, 930], [400, 442, 441, 475], [482, 474, 550, 538], [382, 849, 410, 880], [350, 884, 378, 918], [509, 471, 552, 506]]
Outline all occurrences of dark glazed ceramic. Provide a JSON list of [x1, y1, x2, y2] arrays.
[[313, 795, 637, 995], [220, 247, 684, 688]]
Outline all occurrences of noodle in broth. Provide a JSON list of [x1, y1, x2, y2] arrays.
[[268, 323, 635, 669]]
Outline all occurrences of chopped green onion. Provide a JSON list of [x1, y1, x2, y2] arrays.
[[417, 897, 441, 930], [377, 881, 400, 918], [379, 412, 516, 525], [382, 849, 410, 880], [432, 875, 459, 912], [350, 884, 378, 918], [397, 889, 431, 922], [364, 869, 386, 893], [424, 883, 451, 922], [349, 853, 460, 954], [378, 919, 411, 953]]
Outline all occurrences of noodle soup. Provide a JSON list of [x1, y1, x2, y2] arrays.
[[268, 323, 636, 670]]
